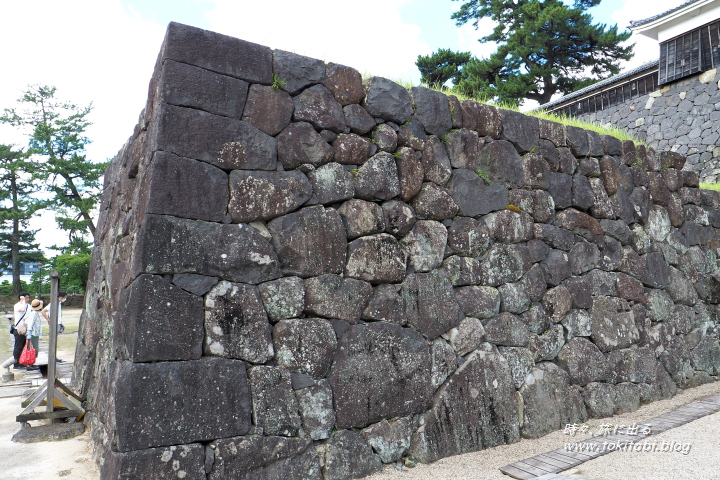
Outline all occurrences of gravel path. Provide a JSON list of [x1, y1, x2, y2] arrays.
[[366, 381, 720, 480]]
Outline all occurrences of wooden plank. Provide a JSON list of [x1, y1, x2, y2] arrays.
[[511, 461, 554, 477], [532, 453, 575, 469], [516, 458, 557, 474], [499, 464, 535, 480], [21, 381, 49, 408], [548, 448, 594, 461], [17, 409, 83, 422], [541, 451, 583, 467]]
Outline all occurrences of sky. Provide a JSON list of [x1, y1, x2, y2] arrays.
[[0, 0, 686, 254]]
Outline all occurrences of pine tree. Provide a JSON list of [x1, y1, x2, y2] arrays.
[[418, 0, 634, 106]]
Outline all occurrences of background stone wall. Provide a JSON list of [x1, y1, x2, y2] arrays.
[[574, 68, 720, 183], [75, 22, 720, 480]]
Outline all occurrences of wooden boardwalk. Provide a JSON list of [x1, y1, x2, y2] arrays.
[[500, 393, 720, 479]]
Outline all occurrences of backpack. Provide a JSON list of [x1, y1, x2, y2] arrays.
[[12, 308, 28, 336]]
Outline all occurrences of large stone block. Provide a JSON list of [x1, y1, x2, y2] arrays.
[[422, 136, 453, 186], [295, 380, 336, 441], [500, 108, 539, 153], [362, 284, 405, 324], [460, 100, 502, 138], [454, 286, 501, 319], [361, 416, 415, 464], [274, 318, 337, 378], [590, 295, 639, 352], [362, 76, 413, 124], [273, 49, 326, 95], [293, 85, 346, 133], [248, 366, 302, 436], [133, 214, 281, 284], [483, 244, 533, 287], [241, 84, 294, 136], [332, 134, 373, 166], [410, 182, 459, 220], [306, 162, 355, 205], [161, 22, 273, 84], [276, 122, 334, 169], [411, 86, 452, 136], [402, 270, 463, 339], [153, 104, 277, 170], [204, 281, 274, 364], [448, 169, 509, 217], [321, 430, 382, 480], [117, 274, 203, 362], [338, 199, 385, 240], [345, 234, 407, 284], [208, 436, 321, 480], [268, 206, 347, 278], [410, 346, 519, 463], [326, 63, 364, 106], [556, 338, 610, 386], [114, 358, 252, 451], [476, 140, 525, 187], [354, 152, 401, 200], [103, 444, 206, 480], [258, 276, 305, 322], [445, 129, 481, 169], [447, 217, 490, 257], [402, 220, 448, 272], [484, 312, 531, 347], [329, 323, 432, 429], [304, 274, 373, 324], [228, 170, 312, 223]]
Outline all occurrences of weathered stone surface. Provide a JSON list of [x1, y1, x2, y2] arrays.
[[484, 210, 534, 243], [172, 273, 219, 296], [483, 244, 533, 287], [582, 382, 616, 418], [326, 62, 363, 106], [564, 276, 593, 309], [447, 217, 490, 257], [522, 152, 551, 189], [455, 286, 501, 319], [362, 76, 413, 124], [277, 122, 333, 169], [500, 108, 539, 153], [599, 155, 619, 195], [354, 152, 401, 200], [268, 206, 346, 278], [421, 136, 453, 185], [117, 274, 204, 362], [333, 134, 372, 165], [561, 309, 592, 340], [539, 119, 567, 147], [607, 346, 658, 384], [382, 200, 417, 238], [556, 338, 610, 386], [567, 126, 590, 157], [410, 347, 519, 463], [444, 317, 486, 356], [274, 319, 337, 378], [448, 169, 509, 217], [204, 281, 274, 363], [402, 270, 463, 339], [569, 240, 600, 275], [520, 362, 587, 438], [484, 312, 531, 347], [241, 84, 294, 136], [248, 366, 302, 436], [590, 296, 639, 352], [529, 324, 565, 361], [616, 273, 645, 304], [509, 190, 555, 223], [498, 346, 535, 389], [548, 172, 573, 208], [666, 267, 698, 306], [431, 337, 458, 388], [321, 430, 382, 480], [475, 140, 524, 187], [104, 444, 207, 480], [258, 276, 305, 322], [273, 49, 325, 94], [541, 249, 572, 287], [402, 220, 448, 272], [522, 303, 552, 335], [533, 224, 576, 251], [443, 255, 484, 287], [361, 417, 415, 464], [640, 251, 670, 288], [460, 100, 503, 137], [614, 382, 641, 414], [371, 123, 398, 153], [304, 274, 372, 324], [329, 323, 432, 428], [572, 173, 595, 210], [295, 380, 336, 441], [691, 335, 720, 375], [144, 151, 229, 222], [362, 284, 405, 324], [446, 129, 481, 169], [397, 116, 428, 150], [208, 436, 321, 480], [590, 177, 616, 219], [154, 104, 277, 170], [338, 199, 384, 240], [499, 281, 531, 314], [114, 358, 252, 451], [589, 269, 619, 297], [306, 162, 354, 205], [542, 286, 572, 321], [410, 182, 459, 220], [345, 234, 407, 284], [411, 86, 452, 136], [134, 215, 281, 284], [343, 104, 376, 135], [393, 147, 424, 202], [229, 170, 312, 222], [293, 85, 346, 133]]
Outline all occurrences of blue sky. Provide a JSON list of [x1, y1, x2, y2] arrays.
[[0, 0, 682, 251]]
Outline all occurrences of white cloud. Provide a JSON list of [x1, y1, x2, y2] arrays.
[[203, 0, 429, 84]]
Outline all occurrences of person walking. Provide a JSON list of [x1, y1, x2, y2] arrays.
[[1, 292, 31, 371], [23, 299, 48, 371], [42, 291, 67, 335]]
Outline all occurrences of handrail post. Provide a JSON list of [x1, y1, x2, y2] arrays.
[[47, 270, 59, 413]]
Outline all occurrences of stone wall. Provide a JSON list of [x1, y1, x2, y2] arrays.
[[574, 68, 720, 183], [75, 22, 720, 480]]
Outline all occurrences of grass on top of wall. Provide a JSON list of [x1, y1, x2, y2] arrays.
[[700, 183, 720, 191], [365, 74, 647, 146]]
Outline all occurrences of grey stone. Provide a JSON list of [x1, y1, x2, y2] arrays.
[[567, 126, 590, 156], [402, 220, 448, 272], [614, 382, 641, 414], [274, 319, 337, 378], [411, 86, 452, 136], [362, 284, 405, 324], [134, 215, 281, 284], [248, 366, 302, 436], [543, 286, 572, 321], [361, 417, 415, 464], [529, 324, 565, 361], [475, 140, 525, 188], [499, 282, 532, 314], [447, 217, 490, 257], [103, 444, 207, 480], [371, 123, 398, 153], [304, 274, 372, 324], [521, 152, 551, 189], [268, 206, 346, 278], [362, 76, 413, 124], [460, 100, 502, 138], [326, 62, 364, 106], [394, 146, 424, 202], [448, 169, 509, 217], [582, 382, 616, 418], [410, 347, 519, 463], [332, 134, 373, 165], [172, 273, 219, 296], [539, 118, 567, 146], [500, 108, 539, 153], [446, 129, 481, 169], [482, 244, 532, 287], [204, 281, 274, 364], [590, 177, 616, 219], [338, 199, 385, 240], [691, 335, 720, 375], [345, 234, 407, 284], [402, 270, 463, 339], [422, 136, 453, 186], [541, 249, 572, 287], [329, 323, 432, 428], [569, 240, 600, 275], [533, 224, 576, 251], [561, 309, 592, 340], [354, 152, 401, 201], [640, 252, 670, 288], [444, 317, 486, 356], [410, 183, 459, 220], [443, 255, 484, 287], [590, 296, 639, 352], [295, 380, 336, 441], [548, 172, 573, 208], [343, 104, 376, 135], [258, 276, 305, 322], [556, 337, 610, 386], [484, 210, 534, 243], [277, 122, 333, 169], [306, 162, 354, 205], [242, 84, 294, 136], [397, 115, 428, 150], [564, 276, 593, 309], [484, 312, 532, 347], [382, 200, 417, 238], [607, 346, 658, 384], [454, 286, 501, 319], [117, 274, 204, 362], [273, 49, 325, 94], [321, 430, 382, 480], [521, 303, 551, 334], [498, 346, 535, 389], [114, 358, 252, 451], [509, 190, 555, 223], [228, 170, 312, 222]]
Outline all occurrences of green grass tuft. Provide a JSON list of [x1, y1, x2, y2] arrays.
[[700, 183, 720, 191]]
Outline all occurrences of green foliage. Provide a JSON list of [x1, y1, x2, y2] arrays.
[[272, 74, 286, 89], [476, 168, 491, 185], [419, 0, 634, 105], [26, 252, 90, 295], [2, 85, 108, 243], [700, 183, 720, 191]]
